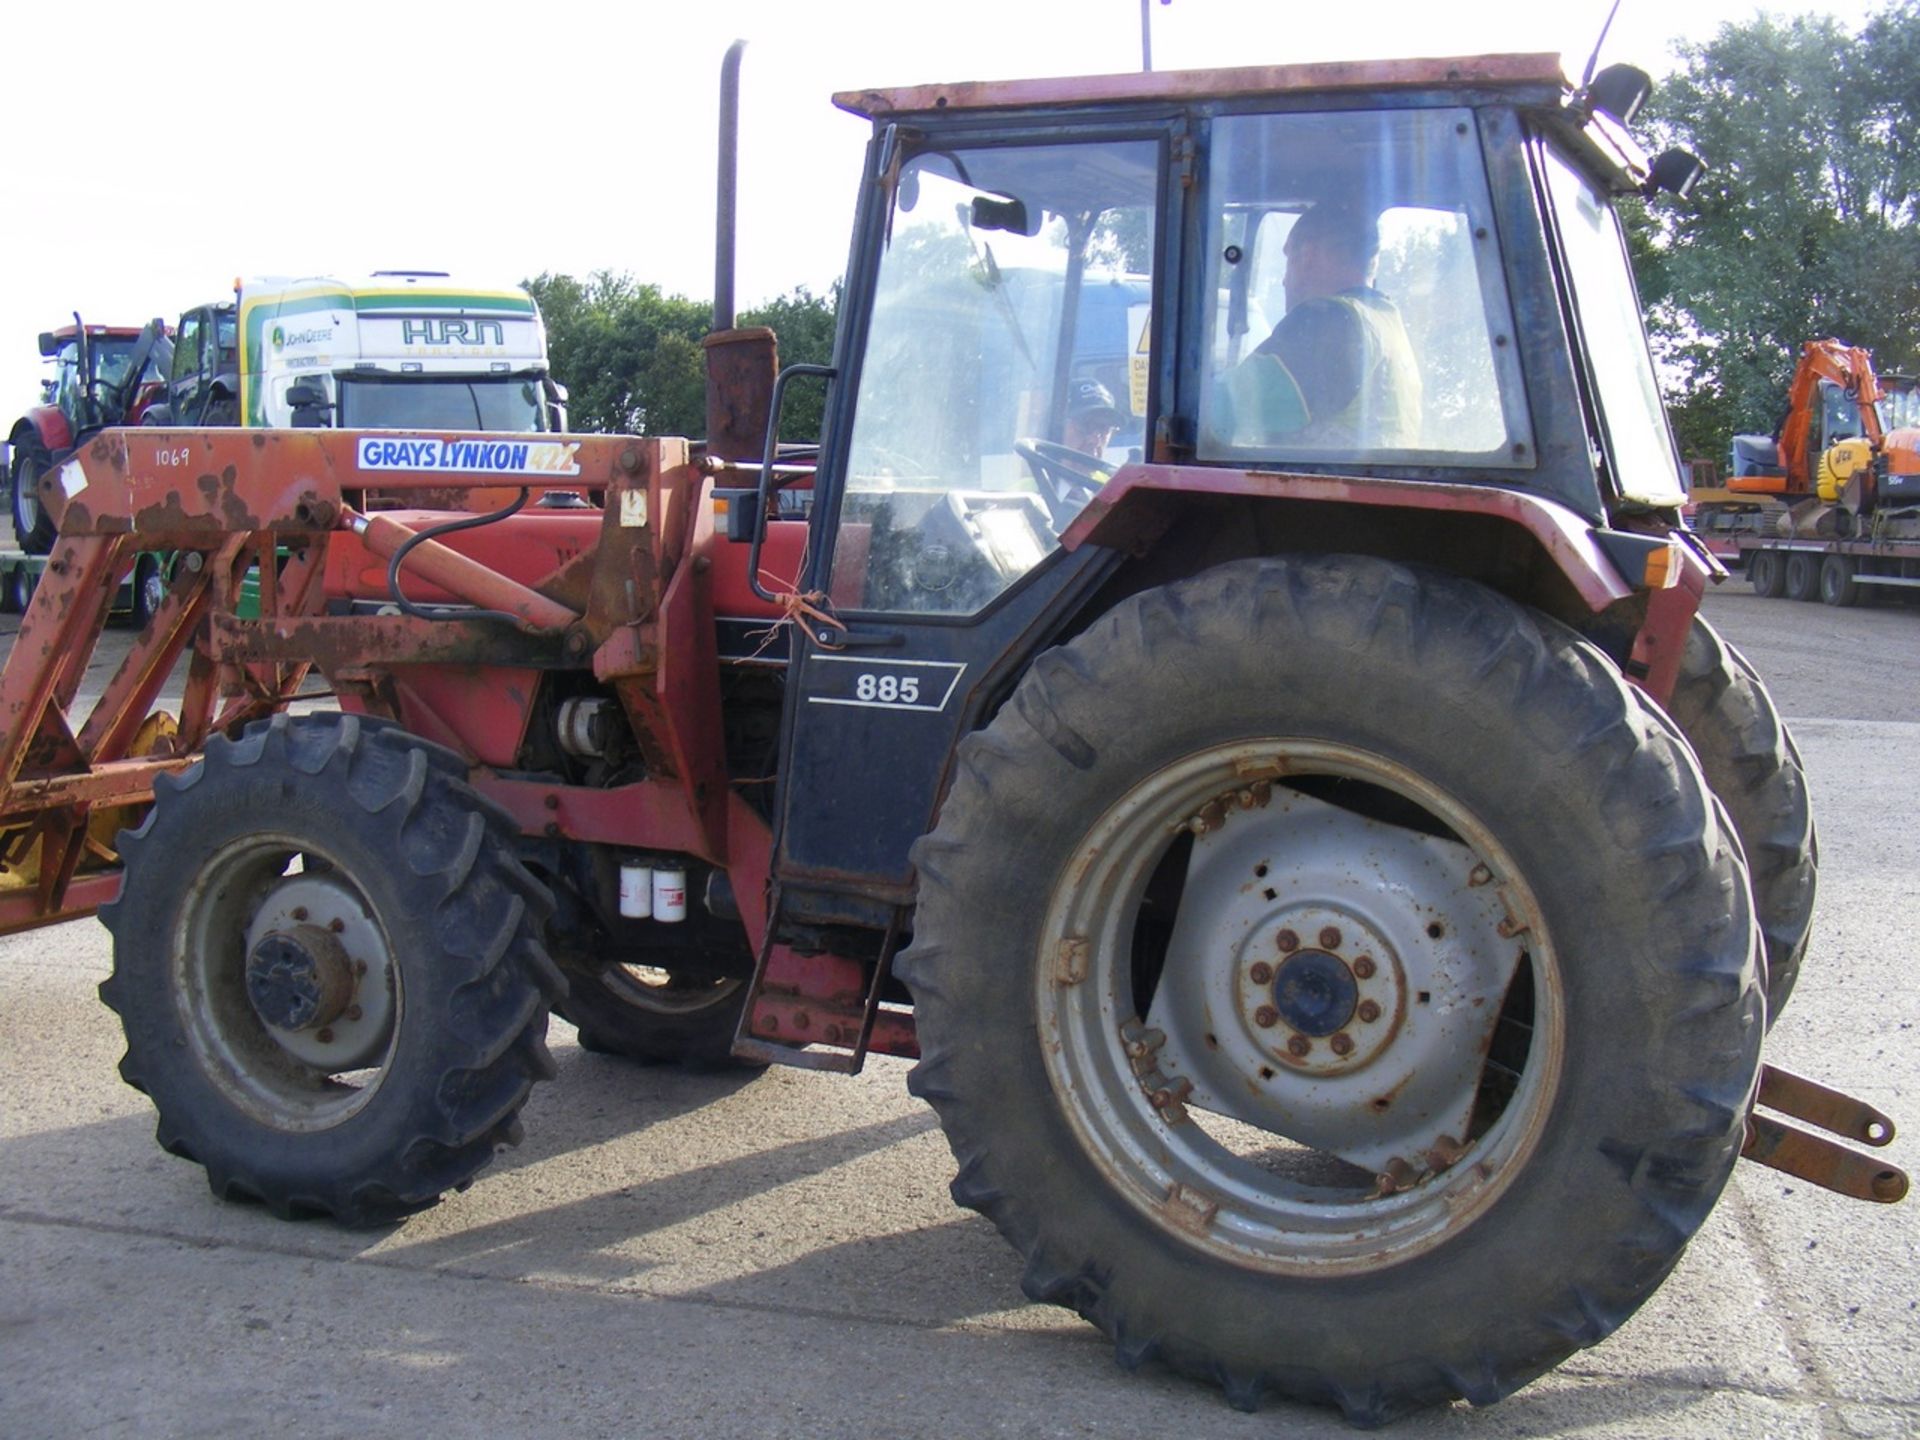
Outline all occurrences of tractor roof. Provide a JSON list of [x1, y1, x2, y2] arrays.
[[835, 53, 1568, 120]]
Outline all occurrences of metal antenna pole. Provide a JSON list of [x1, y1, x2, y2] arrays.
[[1141, 0, 1153, 71]]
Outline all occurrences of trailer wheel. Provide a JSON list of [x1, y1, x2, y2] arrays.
[[1, 565, 30, 615], [9, 439, 57, 555], [1818, 555, 1860, 607], [899, 555, 1760, 1425], [1784, 551, 1821, 601], [1665, 619, 1815, 1020], [99, 713, 564, 1226], [111, 554, 167, 630], [1747, 549, 1786, 598], [558, 958, 759, 1069]]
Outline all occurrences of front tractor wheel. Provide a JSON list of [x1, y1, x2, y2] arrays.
[[9, 438, 57, 555], [899, 556, 1762, 1424], [99, 714, 565, 1225]]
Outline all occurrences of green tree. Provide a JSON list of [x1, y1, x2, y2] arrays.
[[526, 273, 839, 443], [1635, 2, 1920, 464]]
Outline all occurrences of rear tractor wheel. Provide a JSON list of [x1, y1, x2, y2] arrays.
[[1663, 619, 1816, 1020], [99, 714, 565, 1225], [899, 555, 1761, 1424]]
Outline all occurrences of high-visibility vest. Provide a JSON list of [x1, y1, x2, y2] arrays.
[[1298, 290, 1422, 448]]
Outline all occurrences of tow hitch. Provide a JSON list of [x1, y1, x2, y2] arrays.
[[1743, 1065, 1908, 1202]]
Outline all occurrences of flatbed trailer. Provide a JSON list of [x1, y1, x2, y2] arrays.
[[1733, 529, 1920, 605], [0, 545, 165, 621]]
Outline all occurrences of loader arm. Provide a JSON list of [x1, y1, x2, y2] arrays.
[[0, 427, 764, 945]]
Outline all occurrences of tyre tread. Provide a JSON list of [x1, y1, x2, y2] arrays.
[[99, 712, 557, 1227]]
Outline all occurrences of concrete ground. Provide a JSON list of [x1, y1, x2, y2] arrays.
[[0, 584, 1915, 1438]]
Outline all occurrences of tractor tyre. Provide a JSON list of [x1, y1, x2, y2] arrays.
[[1747, 549, 1785, 598], [1784, 551, 1820, 601], [99, 713, 565, 1226], [1664, 618, 1815, 1021], [558, 957, 760, 1069], [1818, 555, 1860, 608], [898, 555, 1761, 1425], [9, 438, 57, 555]]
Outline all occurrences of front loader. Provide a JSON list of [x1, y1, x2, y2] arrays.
[[0, 45, 1906, 1425]]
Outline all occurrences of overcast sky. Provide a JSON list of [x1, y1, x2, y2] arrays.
[[2, 0, 1863, 415]]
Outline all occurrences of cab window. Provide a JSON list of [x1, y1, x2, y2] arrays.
[[831, 137, 1160, 616], [1198, 109, 1532, 467]]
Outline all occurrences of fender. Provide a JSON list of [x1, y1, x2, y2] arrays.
[[1062, 462, 1706, 702], [12, 405, 73, 456]]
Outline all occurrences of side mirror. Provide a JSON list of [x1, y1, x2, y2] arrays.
[[285, 381, 333, 427], [972, 195, 1037, 236], [1645, 148, 1707, 200], [1586, 64, 1653, 126], [37, 332, 58, 357]]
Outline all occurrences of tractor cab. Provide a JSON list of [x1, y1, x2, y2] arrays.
[[766, 55, 1705, 933]]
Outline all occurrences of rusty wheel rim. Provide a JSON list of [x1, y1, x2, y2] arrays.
[[174, 835, 401, 1132], [1035, 740, 1565, 1275]]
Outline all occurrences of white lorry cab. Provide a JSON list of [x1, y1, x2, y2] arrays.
[[159, 271, 566, 433]]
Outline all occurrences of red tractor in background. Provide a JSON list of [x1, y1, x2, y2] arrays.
[[0, 45, 1905, 1426], [8, 318, 171, 552]]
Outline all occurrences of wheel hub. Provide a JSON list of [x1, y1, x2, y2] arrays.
[[1237, 906, 1407, 1077], [1272, 950, 1354, 1035], [241, 872, 395, 1071], [245, 924, 353, 1032], [1145, 785, 1527, 1174]]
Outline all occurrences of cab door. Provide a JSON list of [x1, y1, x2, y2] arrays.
[[773, 121, 1178, 927]]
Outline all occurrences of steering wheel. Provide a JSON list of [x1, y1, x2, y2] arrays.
[[1014, 438, 1108, 529]]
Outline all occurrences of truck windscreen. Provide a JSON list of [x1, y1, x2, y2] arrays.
[[339, 376, 548, 431]]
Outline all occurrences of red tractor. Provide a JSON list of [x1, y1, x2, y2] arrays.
[[8, 318, 170, 552], [0, 47, 1904, 1425]]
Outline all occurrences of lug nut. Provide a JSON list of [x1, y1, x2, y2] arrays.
[[1254, 1005, 1280, 1028], [1330, 1032, 1354, 1056], [1319, 926, 1342, 950], [1357, 1000, 1381, 1023], [1249, 961, 1274, 985], [1276, 929, 1300, 953], [1353, 956, 1376, 979], [1286, 1034, 1311, 1058]]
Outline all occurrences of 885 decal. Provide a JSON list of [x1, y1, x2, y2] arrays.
[[806, 655, 967, 713]]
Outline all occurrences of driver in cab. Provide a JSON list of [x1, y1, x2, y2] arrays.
[[1210, 203, 1421, 451], [1063, 379, 1123, 470]]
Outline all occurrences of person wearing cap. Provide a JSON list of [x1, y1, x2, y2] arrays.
[[1064, 378, 1124, 459], [1211, 203, 1422, 449]]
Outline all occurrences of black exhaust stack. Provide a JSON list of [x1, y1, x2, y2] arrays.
[[704, 38, 779, 462]]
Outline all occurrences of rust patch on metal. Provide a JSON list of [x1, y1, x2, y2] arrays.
[[1054, 936, 1090, 987], [1158, 1182, 1219, 1236]]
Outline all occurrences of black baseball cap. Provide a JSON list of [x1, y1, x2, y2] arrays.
[[1069, 378, 1122, 425]]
